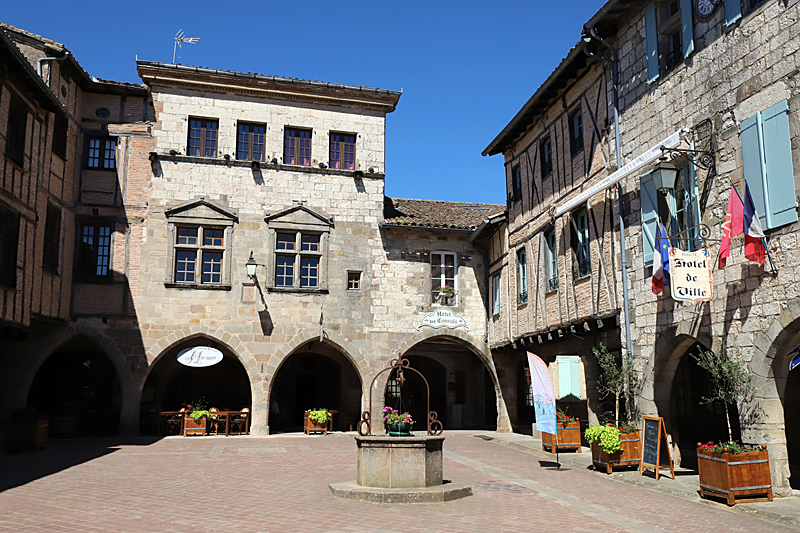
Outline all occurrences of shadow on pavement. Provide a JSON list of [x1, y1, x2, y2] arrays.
[[0, 436, 161, 493]]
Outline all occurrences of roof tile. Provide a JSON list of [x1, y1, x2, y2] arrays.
[[383, 197, 505, 230]]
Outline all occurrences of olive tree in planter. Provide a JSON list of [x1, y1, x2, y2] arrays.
[[593, 344, 638, 426]]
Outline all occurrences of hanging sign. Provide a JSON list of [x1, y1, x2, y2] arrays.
[[669, 248, 714, 303], [788, 344, 800, 372], [640, 416, 675, 480], [417, 309, 470, 331], [526, 352, 556, 436], [177, 346, 223, 367]]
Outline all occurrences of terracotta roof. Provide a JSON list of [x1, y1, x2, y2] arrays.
[[383, 197, 505, 231]]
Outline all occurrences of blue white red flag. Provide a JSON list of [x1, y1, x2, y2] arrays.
[[652, 223, 671, 295], [742, 183, 766, 265], [526, 352, 556, 436]]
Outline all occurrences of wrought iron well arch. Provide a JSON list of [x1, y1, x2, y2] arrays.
[[357, 355, 443, 436]]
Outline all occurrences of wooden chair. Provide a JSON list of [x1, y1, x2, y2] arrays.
[[230, 408, 250, 435], [207, 407, 225, 435], [166, 410, 184, 435]]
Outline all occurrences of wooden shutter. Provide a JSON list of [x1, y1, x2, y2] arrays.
[[557, 356, 580, 402], [645, 4, 660, 84], [725, 0, 742, 26], [492, 275, 500, 315], [761, 100, 798, 229], [680, 0, 695, 58], [0, 209, 21, 286], [740, 113, 768, 229], [641, 173, 659, 267]]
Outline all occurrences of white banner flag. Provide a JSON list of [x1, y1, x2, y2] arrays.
[[527, 352, 556, 435]]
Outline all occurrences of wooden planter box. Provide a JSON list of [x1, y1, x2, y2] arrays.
[[4, 419, 48, 452], [53, 416, 80, 436], [304, 411, 328, 435], [183, 415, 207, 436], [698, 445, 773, 505], [542, 420, 581, 453], [591, 431, 641, 473]]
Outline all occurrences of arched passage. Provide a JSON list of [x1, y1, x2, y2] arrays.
[[139, 337, 252, 434], [26, 335, 122, 436], [268, 339, 362, 433], [388, 336, 498, 431]]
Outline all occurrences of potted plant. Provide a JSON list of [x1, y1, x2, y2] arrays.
[[437, 285, 455, 304], [542, 408, 581, 453], [304, 408, 332, 435], [593, 343, 639, 426], [182, 399, 210, 436], [697, 441, 772, 505], [692, 346, 771, 504], [382, 407, 414, 436], [586, 422, 641, 473], [4, 407, 48, 452]]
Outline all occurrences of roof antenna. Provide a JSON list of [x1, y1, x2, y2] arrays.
[[173, 30, 200, 64]]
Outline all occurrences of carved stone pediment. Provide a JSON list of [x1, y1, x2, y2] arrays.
[[265, 204, 334, 231], [165, 197, 238, 225]]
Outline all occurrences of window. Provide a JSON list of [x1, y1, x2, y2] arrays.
[[187, 118, 218, 157], [347, 271, 361, 290], [491, 273, 500, 316], [78, 223, 111, 279], [511, 165, 522, 202], [6, 93, 28, 166], [571, 209, 591, 278], [644, 0, 694, 83], [0, 208, 21, 286], [53, 114, 68, 160], [329, 133, 355, 170], [284, 127, 311, 166], [546, 229, 558, 291], [569, 109, 583, 155], [87, 137, 116, 169], [726, 0, 768, 25], [540, 137, 553, 177], [273, 232, 322, 288], [172, 226, 226, 285], [431, 252, 457, 306], [236, 123, 266, 161], [740, 100, 798, 231], [517, 247, 528, 304], [43, 204, 61, 272]]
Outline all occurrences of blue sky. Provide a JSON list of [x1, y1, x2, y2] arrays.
[[3, 1, 603, 205]]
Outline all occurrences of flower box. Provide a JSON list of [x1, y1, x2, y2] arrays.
[[183, 415, 207, 436], [4, 419, 48, 452], [697, 445, 773, 505], [591, 430, 641, 473], [542, 420, 581, 453], [304, 411, 328, 435]]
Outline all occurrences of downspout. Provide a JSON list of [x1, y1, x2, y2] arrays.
[[582, 27, 634, 413], [37, 52, 69, 83]]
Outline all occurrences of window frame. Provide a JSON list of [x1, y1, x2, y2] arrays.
[[572, 209, 591, 279], [347, 271, 361, 290], [236, 122, 266, 161], [43, 204, 62, 273], [545, 228, 558, 291], [170, 226, 227, 286], [569, 108, 583, 156], [77, 221, 113, 281], [430, 251, 458, 307], [517, 247, 528, 304], [53, 113, 68, 160], [6, 93, 28, 167], [86, 136, 117, 170], [491, 273, 501, 316], [511, 164, 522, 202], [540, 137, 553, 177], [269, 231, 325, 290], [283, 127, 312, 166], [329, 132, 356, 170], [0, 207, 21, 287], [187, 117, 219, 158]]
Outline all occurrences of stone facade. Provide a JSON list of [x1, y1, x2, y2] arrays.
[[484, 0, 800, 494]]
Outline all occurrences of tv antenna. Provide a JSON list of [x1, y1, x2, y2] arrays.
[[173, 30, 200, 64]]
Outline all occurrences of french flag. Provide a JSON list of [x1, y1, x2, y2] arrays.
[[652, 223, 670, 295], [742, 183, 766, 264]]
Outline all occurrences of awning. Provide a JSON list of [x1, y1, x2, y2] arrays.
[[554, 130, 684, 216]]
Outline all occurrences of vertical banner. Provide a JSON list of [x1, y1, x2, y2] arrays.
[[527, 352, 556, 435]]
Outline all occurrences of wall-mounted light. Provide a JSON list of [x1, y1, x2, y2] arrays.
[[651, 157, 677, 192], [246, 251, 261, 280]]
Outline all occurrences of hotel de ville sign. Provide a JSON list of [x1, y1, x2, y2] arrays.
[[417, 309, 470, 331]]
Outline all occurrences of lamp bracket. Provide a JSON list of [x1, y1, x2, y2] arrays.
[[660, 145, 716, 172]]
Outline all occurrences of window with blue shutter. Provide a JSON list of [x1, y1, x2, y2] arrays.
[[641, 173, 659, 267], [725, 0, 742, 26], [740, 100, 798, 231], [556, 356, 581, 402], [680, 0, 695, 58], [645, 4, 659, 83]]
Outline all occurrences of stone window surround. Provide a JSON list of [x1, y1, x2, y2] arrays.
[[164, 199, 237, 290], [265, 207, 332, 294]]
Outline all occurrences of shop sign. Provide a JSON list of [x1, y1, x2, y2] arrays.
[[669, 248, 714, 303], [417, 309, 470, 331], [177, 346, 224, 367]]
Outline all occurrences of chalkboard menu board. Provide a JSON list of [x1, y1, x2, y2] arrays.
[[639, 416, 674, 480]]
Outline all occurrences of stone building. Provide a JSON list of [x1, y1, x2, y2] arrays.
[[483, 0, 800, 494], [0, 24, 511, 440]]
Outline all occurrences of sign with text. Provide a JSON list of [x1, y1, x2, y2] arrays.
[[177, 346, 224, 368], [417, 309, 470, 331], [640, 416, 675, 480], [669, 248, 714, 303]]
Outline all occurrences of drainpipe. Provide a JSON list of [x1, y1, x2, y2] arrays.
[[37, 52, 69, 84], [582, 26, 634, 410]]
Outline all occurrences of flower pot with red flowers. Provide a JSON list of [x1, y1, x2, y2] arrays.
[[586, 422, 640, 473], [181, 400, 209, 436], [542, 411, 581, 453], [697, 441, 773, 505], [382, 407, 414, 436]]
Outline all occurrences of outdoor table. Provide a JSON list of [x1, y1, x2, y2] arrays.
[[158, 411, 183, 436]]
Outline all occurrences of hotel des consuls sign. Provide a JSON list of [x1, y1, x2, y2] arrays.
[[668, 248, 714, 303], [417, 309, 470, 331]]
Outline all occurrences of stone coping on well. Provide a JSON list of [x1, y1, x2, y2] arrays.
[[328, 481, 472, 504], [355, 435, 445, 445]]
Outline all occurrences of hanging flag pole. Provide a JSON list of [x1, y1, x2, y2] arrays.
[[731, 183, 777, 273]]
